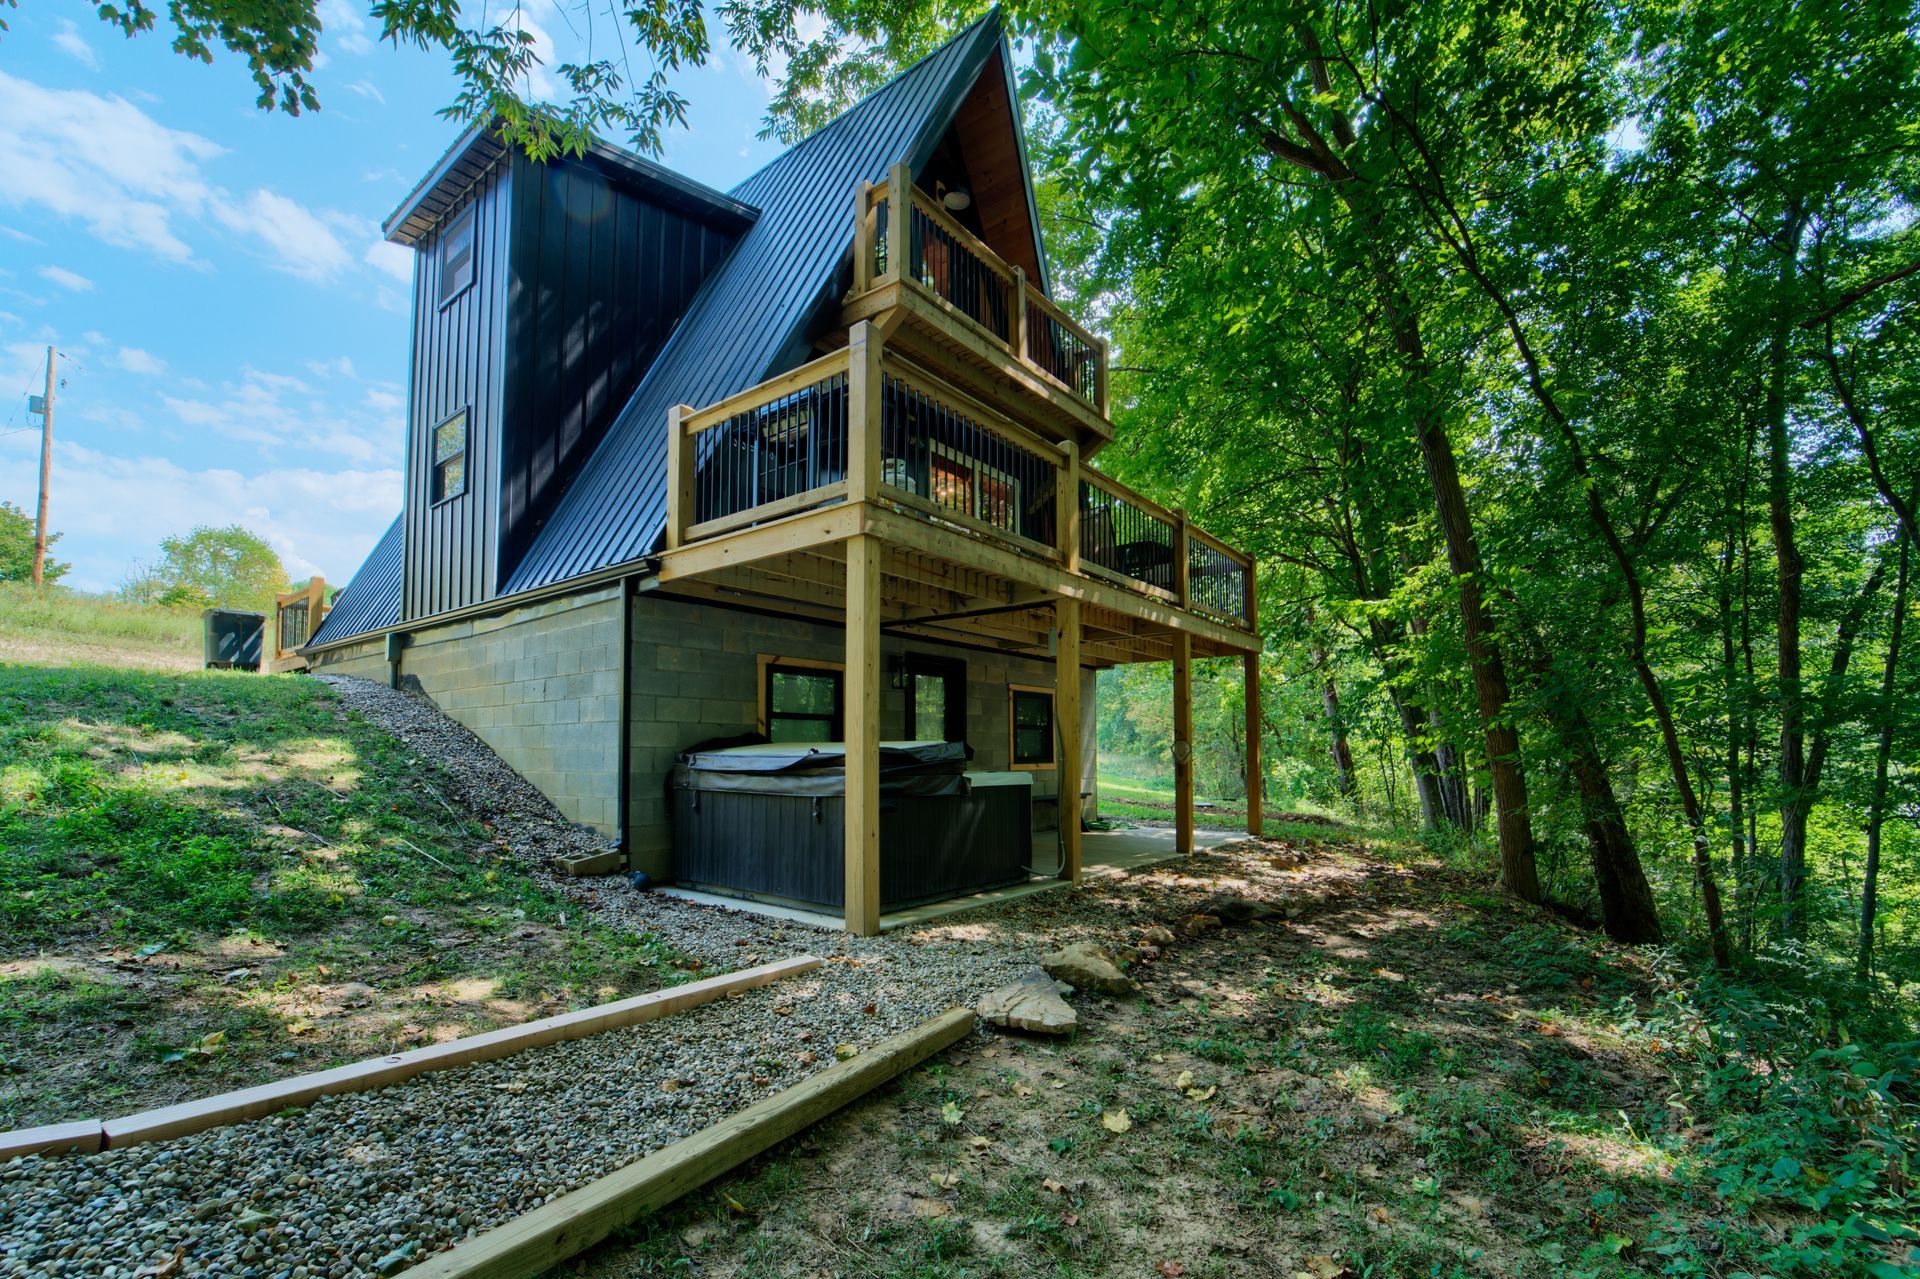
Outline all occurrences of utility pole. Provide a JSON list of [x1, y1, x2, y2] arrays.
[[31, 345, 54, 589]]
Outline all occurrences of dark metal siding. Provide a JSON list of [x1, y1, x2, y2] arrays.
[[497, 156, 740, 577], [500, 13, 1005, 595], [402, 159, 512, 621], [307, 515, 403, 645]]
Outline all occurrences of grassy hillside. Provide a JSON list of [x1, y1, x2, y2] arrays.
[[0, 664, 687, 1128], [0, 583, 203, 671]]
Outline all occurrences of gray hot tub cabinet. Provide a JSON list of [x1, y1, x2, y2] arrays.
[[669, 741, 1032, 911]]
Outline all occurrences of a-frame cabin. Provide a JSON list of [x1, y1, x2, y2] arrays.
[[304, 11, 1261, 934]]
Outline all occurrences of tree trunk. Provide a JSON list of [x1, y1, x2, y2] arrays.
[[1768, 208, 1811, 933], [1564, 711, 1665, 944], [1860, 533, 1909, 979], [1253, 55, 1539, 901], [1319, 667, 1359, 799], [1858, 533, 1904, 971]]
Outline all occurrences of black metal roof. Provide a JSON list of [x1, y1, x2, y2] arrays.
[[306, 514, 402, 647], [502, 11, 1007, 594], [315, 12, 1013, 645]]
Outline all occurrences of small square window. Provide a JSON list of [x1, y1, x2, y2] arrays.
[[432, 410, 468, 503], [765, 662, 843, 741], [1010, 686, 1054, 767], [438, 206, 475, 306]]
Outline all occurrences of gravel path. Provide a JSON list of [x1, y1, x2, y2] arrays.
[[1, 675, 1274, 1279]]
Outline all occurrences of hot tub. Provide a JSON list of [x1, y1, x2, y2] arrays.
[[669, 741, 1031, 911]]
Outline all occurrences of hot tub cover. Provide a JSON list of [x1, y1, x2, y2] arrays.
[[673, 740, 969, 797]]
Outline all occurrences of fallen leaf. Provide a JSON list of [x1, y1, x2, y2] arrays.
[[930, 1170, 960, 1190], [967, 1135, 990, 1150], [1367, 1205, 1391, 1226], [1186, 1085, 1217, 1103], [940, 1101, 964, 1125], [1010, 1081, 1034, 1098], [1299, 1255, 1345, 1279], [1042, 1178, 1069, 1194], [1174, 1069, 1194, 1091], [834, 1044, 859, 1061], [1100, 1108, 1132, 1134], [1157, 1263, 1186, 1278], [723, 1192, 748, 1216]]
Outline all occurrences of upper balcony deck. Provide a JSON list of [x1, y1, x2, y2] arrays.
[[839, 164, 1113, 454]]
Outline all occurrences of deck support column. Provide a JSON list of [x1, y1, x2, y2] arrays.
[[1243, 563, 1262, 838], [1055, 598, 1082, 884], [1244, 652, 1263, 838], [844, 532, 883, 936], [1173, 631, 1194, 856]]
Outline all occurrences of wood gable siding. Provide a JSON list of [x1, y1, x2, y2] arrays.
[[498, 155, 738, 577], [403, 158, 512, 621]]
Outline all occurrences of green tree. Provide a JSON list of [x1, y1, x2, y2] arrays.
[[0, 501, 68, 585], [147, 526, 287, 613]]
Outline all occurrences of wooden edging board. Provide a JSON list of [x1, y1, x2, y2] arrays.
[[0, 955, 823, 1161], [407, 1007, 978, 1279]]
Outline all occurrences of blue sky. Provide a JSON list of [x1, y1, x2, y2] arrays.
[[0, 2, 798, 592]]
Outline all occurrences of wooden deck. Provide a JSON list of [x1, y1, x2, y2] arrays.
[[652, 169, 1263, 935]]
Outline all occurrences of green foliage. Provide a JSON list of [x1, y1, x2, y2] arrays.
[[131, 524, 287, 614], [0, 500, 67, 585], [1621, 958, 1920, 1276]]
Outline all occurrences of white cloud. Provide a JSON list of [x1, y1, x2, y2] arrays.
[[0, 70, 223, 261], [306, 355, 356, 379], [211, 189, 355, 282], [0, 72, 394, 291], [364, 239, 414, 284], [38, 265, 94, 292], [160, 365, 394, 464], [0, 430, 400, 591], [345, 79, 385, 104], [52, 20, 100, 70], [117, 346, 166, 375], [318, 0, 376, 55]]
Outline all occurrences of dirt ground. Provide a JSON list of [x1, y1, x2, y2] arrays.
[[563, 836, 1734, 1279]]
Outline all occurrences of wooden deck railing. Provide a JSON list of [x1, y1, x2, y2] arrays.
[[854, 164, 1110, 418], [665, 328, 1252, 629]]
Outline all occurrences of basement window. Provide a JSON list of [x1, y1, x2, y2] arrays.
[[438, 205, 475, 307], [1010, 685, 1054, 768], [432, 410, 468, 503], [764, 661, 843, 742]]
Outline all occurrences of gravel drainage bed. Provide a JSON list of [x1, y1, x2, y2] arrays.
[[0, 675, 1275, 1279]]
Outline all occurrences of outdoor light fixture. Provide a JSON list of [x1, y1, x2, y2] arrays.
[[934, 180, 972, 212]]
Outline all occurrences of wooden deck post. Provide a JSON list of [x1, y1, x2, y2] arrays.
[[883, 161, 911, 288], [1056, 437, 1080, 570], [844, 532, 883, 936], [1095, 335, 1111, 419], [1243, 563, 1262, 837], [1244, 652, 1263, 838], [665, 404, 694, 550], [1055, 597, 1083, 884], [846, 321, 883, 503], [1173, 630, 1194, 857], [850, 181, 875, 298], [1012, 266, 1029, 363], [1172, 507, 1191, 608]]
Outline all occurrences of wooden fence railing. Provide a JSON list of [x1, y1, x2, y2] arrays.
[[270, 578, 327, 672], [664, 330, 1253, 629], [854, 164, 1110, 418]]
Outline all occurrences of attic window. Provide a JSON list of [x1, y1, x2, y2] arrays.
[[438, 206, 475, 306], [432, 409, 468, 503]]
